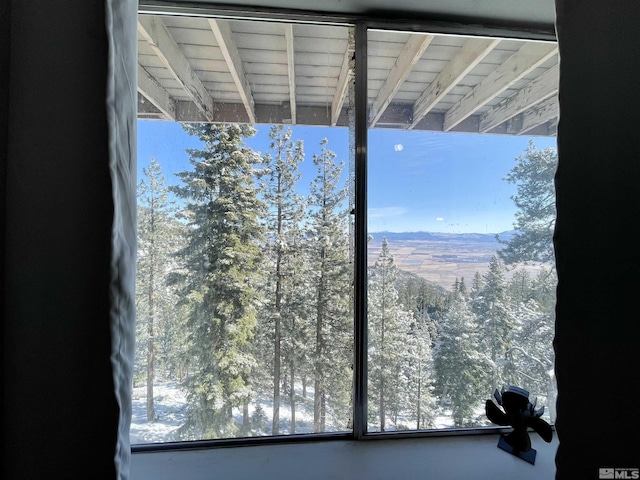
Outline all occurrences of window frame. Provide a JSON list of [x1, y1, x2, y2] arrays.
[[133, 0, 558, 452]]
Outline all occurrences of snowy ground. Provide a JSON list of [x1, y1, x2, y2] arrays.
[[130, 382, 490, 444], [130, 381, 335, 443], [130, 382, 187, 444]]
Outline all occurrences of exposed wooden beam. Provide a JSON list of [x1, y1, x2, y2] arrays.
[[137, 98, 557, 138], [443, 42, 558, 131], [479, 63, 558, 132], [137, 94, 164, 118], [137, 64, 176, 120], [516, 95, 558, 134], [139, 99, 353, 126], [138, 16, 214, 121], [410, 37, 500, 129], [208, 19, 256, 124], [284, 24, 296, 124], [369, 33, 434, 127], [331, 27, 355, 126]]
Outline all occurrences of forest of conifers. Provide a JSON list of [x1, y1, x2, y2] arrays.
[[135, 123, 558, 440]]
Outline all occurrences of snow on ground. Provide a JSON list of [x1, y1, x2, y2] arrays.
[[233, 395, 320, 435], [130, 382, 187, 444], [130, 382, 493, 445], [130, 381, 327, 444]]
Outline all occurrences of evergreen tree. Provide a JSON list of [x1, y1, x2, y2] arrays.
[[473, 256, 513, 390], [259, 125, 306, 434], [172, 123, 266, 439], [306, 138, 352, 432], [452, 277, 468, 297], [497, 142, 558, 264], [434, 292, 487, 427], [367, 237, 414, 431], [531, 267, 558, 313], [136, 158, 181, 421], [457, 277, 468, 297], [402, 310, 435, 429], [495, 141, 558, 420], [505, 267, 557, 421], [471, 272, 483, 299], [396, 273, 444, 347], [507, 269, 534, 305]]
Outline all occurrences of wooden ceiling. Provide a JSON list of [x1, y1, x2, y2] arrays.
[[137, 14, 558, 136]]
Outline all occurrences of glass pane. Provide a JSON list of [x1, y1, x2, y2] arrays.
[[133, 15, 354, 443], [366, 29, 558, 431]]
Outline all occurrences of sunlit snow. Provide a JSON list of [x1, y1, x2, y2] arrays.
[[129, 382, 487, 444]]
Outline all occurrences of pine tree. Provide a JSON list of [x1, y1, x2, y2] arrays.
[[402, 309, 435, 429], [495, 141, 558, 420], [434, 292, 487, 427], [505, 267, 557, 421], [306, 138, 352, 432], [259, 125, 306, 435], [473, 255, 513, 390], [172, 123, 266, 439], [396, 274, 444, 350], [452, 277, 468, 297], [471, 272, 483, 299], [497, 141, 558, 264], [507, 269, 534, 305], [280, 241, 314, 434], [368, 237, 414, 431], [136, 158, 181, 422]]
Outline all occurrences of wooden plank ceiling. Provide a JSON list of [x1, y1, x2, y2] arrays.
[[137, 14, 558, 136]]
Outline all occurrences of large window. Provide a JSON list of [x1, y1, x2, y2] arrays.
[[132, 9, 558, 446], [365, 30, 558, 432]]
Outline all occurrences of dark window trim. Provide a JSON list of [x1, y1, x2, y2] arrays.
[[138, 0, 557, 41], [132, 0, 557, 453]]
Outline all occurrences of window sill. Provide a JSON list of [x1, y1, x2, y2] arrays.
[[130, 433, 558, 480]]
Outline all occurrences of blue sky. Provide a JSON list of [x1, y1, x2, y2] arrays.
[[138, 120, 556, 234]]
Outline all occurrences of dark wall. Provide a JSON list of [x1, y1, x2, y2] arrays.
[[4, 1, 118, 477], [1, 0, 9, 333], [554, 0, 640, 477], [3, 0, 640, 478]]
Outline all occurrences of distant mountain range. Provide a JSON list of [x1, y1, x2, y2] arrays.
[[368, 230, 517, 244]]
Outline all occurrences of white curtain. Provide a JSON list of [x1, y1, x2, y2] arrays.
[[106, 0, 138, 477]]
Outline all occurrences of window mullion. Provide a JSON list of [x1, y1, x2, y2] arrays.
[[353, 20, 368, 440]]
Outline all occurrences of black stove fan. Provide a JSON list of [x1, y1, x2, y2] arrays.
[[485, 386, 553, 465]]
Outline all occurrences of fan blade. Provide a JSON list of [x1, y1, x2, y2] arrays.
[[486, 399, 510, 426], [528, 416, 553, 442]]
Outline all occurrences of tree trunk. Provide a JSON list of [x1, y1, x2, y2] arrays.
[[290, 362, 296, 434], [379, 288, 386, 432], [146, 265, 155, 422], [272, 173, 284, 436], [416, 374, 422, 429], [314, 377, 323, 432], [314, 248, 326, 432], [320, 392, 326, 431], [379, 376, 385, 432], [272, 310, 281, 435], [242, 401, 250, 436]]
